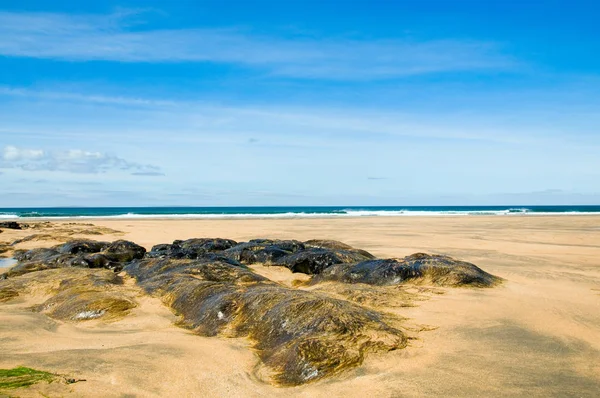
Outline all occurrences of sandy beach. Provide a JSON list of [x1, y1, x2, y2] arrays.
[[1, 215, 599, 397]]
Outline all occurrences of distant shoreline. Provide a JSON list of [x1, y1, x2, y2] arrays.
[[2, 205, 600, 220], [3, 214, 600, 222]]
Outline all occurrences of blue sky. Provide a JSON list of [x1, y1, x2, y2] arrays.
[[1, 0, 599, 206]]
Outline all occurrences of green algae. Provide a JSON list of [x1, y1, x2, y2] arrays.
[[0, 367, 56, 390]]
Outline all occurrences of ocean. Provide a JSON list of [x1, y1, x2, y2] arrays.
[[1, 205, 600, 219]]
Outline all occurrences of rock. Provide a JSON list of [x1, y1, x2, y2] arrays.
[[6, 252, 89, 277], [304, 239, 355, 250], [145, 238, 374, 275], [6, 239, 146, 277], [222, 239, 306, 264], [273, 247, 374, 275], [146, 238, 237, 259], [273, 248, 343, 274], [124, 256, 406, 385], [102, 240, 146, 262], [0, 222, 22, 230], [0, 236, 502, 386], [9, 248, 64, 277], [178, 238, 238, 252], [37, 289, 136, 322], [83, 253, 118, 270], [126, 257, 265, 286], [146, 243, 184, 259], [305, 239, 376, 259], [0, 268, 136, 321], [221, 239, 374, 274], [310, 253, 501, 287], [54, 239, 109, 255], [13, 248, 59, 263]]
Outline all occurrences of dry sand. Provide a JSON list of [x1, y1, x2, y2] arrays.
[[1, 216, 599, 397]]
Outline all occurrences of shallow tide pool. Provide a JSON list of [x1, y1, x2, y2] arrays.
[[0, 258, 16, 268]]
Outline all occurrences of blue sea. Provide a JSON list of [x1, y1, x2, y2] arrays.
[[1, 206, 600, 219]]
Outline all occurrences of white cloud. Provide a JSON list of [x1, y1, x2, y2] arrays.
[[0, 145, 161, 175], [0, 10, 514, 80], [1, 86, 599, 205], [2, 145, 44, 161]]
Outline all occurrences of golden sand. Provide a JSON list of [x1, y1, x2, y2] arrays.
[[1, 216, 599, 396]]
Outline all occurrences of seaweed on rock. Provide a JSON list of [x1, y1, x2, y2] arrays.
[[273, 247, 374, 275], [56, 239, 110, 255], [222, 239, 306, 264], [124, 256, 407, 385], [0, 236, 502, 386], [221, 239, 375, 275], [0, 267, 137, 321], [310, 253, 501, 287], [6, 239, 146, 277], [146, 238, 238, 259]]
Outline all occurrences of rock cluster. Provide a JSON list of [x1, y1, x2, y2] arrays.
[[146, 238, 238, 259], [0, 236, 501, 386], [150, 238, 375, 275], [125, 255, 406, 385], [310, 253, 501, 287], [0, 222, 23, 230], [6, 239, 146, 278]]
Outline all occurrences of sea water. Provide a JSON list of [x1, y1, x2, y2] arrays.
[[0, 258, 17, 268], [1, 205, 600, 219]]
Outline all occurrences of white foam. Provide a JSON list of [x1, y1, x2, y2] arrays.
[[5, 209, 600, 219]]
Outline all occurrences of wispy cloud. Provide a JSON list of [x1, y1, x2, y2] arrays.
[[131, 171, 165, 177], [0, 10, 514, 80], [0, 86, 534, 145], [1, 145, 161, 175], [0, 86, 178, 108]]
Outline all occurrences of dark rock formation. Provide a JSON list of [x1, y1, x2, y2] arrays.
[[176, 237, 238, 252], [304, 239, 376, 259], [6, 239, 146, 277], [0, 222, 23, 230], [13, 247, 59, 263], [273, 247, 374, 275], [82, 253, 116, 269], [103, 240, 146, 262], [55, 239, 109, 255], [146, 238, 237, 259], [221, 239, 374, 275], [1, 236, 502, 386], [222, 239, 306, 264], [310, 253, 501, 287], [125, 256, 406, 385], [127, 255, 263, 285]]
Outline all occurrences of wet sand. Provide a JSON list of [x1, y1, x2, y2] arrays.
[[1, 216, 599, 397]]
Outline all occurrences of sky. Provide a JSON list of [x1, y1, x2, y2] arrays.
[[1, 0, 599, 207]]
